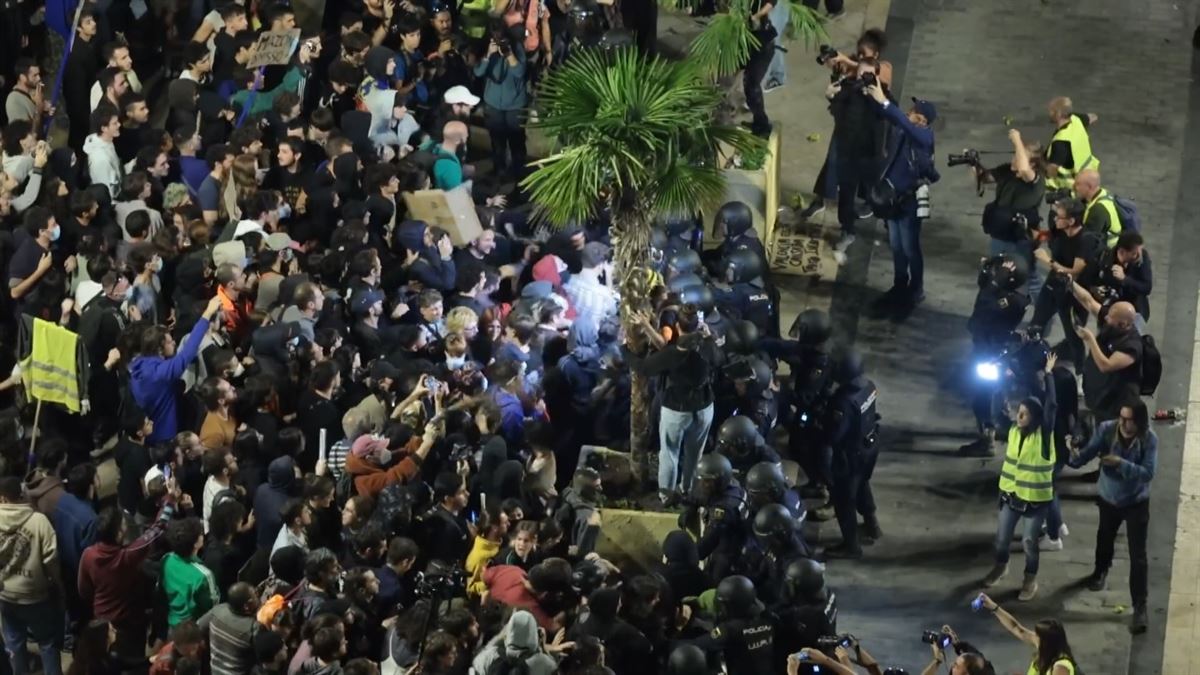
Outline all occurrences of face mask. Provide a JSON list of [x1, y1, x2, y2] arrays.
[[49, 226, 61, 242], [446, 355, 466, 369], [375, 449, 393, 466], [153, 258, 164, 273], [281, 249, 295, 263], [278, 203, 292, 220], [231, 362, 245, 378], [122, 285, 134, 301], [255, 167, 269, 182]]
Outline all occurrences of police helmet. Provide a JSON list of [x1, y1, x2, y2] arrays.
[[667, 249, 702, 275], [745, 461, 786, 500], [663, 215, 696, 239], [834, 347, 865, 384], [666, 645, 708, 675], [722, 248, 764, 284], [717, 416, 761, 458], [696, 452, 734, 485], [784, 558, 827, 598], [729, 320, 759, 354], [667, 272, 705, 294], [715, 575, 761, 619], [679, 284, 716, 313], [650, 228, 668, 260], [752, 502, 795, 540], [715, 201, 753, 238], [788, 308, 833, 344]]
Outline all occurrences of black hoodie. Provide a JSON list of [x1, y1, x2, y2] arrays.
[[253, 456, 297, 549]]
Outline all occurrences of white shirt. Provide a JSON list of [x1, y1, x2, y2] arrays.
[[202, 475, 229, 532], [89, 70, 144, 112]]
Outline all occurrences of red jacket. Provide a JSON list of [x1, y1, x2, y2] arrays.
[[345, 436, 423, 497], [78, 505, 173, 624], [483, 565, 555, 631]]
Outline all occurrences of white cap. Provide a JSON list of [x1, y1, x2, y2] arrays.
[[75, 280, 104, 312], [444, 85, 480, 107], [233, 220, 265, 239]]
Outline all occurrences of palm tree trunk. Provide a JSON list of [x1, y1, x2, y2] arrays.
[[610, 209, 654, 486]]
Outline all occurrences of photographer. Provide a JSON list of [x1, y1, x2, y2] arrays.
[[474, 33, 528, 180], [961, 255, 1031, 456], [862, 82, 938, 319], [1073, 169, 1122, 248], [1031, 198, 1103, 373], [1074, 301, 1143, 423], [976, 595, 1081, 675], [972, 129, 1046, 296], [826, 59, 888, 260], [1096, 232, 1153, 319]]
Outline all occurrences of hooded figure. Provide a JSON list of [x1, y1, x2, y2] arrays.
[[359, 47, 420, 153], [471, 610, 557, 675], [253, 456, 298, 549], [489, 460, 526, 505], [660, 529, 710, 603], [396, 220, 456, 291], [48, 147, 82, 192], [571, 587, 654, 675]]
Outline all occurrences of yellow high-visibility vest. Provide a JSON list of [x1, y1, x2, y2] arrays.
[[1083, 187, 1122, 247], [25, 318, 81, 412], [1044, 115, 1098, 192], [999, 426, 1055, 503]]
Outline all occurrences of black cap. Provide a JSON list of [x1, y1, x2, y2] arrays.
[[254, 630, 285, 663]]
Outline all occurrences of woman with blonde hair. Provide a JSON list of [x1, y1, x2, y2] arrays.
[[445, 306, 480, 338]]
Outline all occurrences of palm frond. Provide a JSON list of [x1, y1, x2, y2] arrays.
[[648, 162, 728, 216], [689, 13, 758, 77], [784, 2, 828, 47], [520, 145, 609, 226]]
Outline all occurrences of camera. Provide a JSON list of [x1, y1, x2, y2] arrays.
[[492, 34, 513, 56], [415, 567, 467, 600], [921, 630, 953, 649], [947, 149, 981, 168], [860, 72, 877, 87], [816, 44, 839, 65], [1045, 188, 1071, 205], [816, 634, 856, 651]]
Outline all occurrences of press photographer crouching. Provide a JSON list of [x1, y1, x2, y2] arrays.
[[1095, 231, 1153, 319], [967, 129, 1046, 297], [960, 254, 1031, 456]]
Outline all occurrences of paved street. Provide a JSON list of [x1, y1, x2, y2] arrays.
[[731, 0, 1200, 673]]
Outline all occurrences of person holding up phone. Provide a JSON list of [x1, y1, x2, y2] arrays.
[[1065, 399, 1156, 634]]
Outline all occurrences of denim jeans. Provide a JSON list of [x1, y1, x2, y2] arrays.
[[1, 598, 65, 675], [743, 41, 774, 135], [1095, 499, 1150, 606], [1045, 464, 1064, 539], [762, 1, 790, 87], [993, 499, 1049, 576], [886, 209, 923, 295], [484, 107, 527, 178], [659, 404, 714, 493], [988, 237, 1041, 299]]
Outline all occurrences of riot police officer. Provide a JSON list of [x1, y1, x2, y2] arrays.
[[662, 214, 703, 258], [745, 461, 805, 523], [667, 249, 705, 284], [717, 356, 778, 440], [773, 559, 838, 662], [680, 453, 749, 581], [962, 254, 1031, 456], [666, 645, 716, 675], [750, 503, 813, 605], [825, 347, 882, 559], [690, 575, 776, 675], [709, 201, 768, 270], [716, 415, 781, 479], [714, 249, 775, 336], [760, 308, 837, 500]]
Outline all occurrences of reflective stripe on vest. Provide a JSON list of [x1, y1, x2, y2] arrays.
[[1083, 189, 1122, 247], [998, 426, 1055, 503], [1044, 116, 1099, 191]]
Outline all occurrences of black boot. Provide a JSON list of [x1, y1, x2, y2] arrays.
[[1086, 569, 1108, 591]]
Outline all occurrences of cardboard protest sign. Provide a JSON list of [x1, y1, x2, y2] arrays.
[[402, 186, 483, 246], [246, 29, 302, 68]]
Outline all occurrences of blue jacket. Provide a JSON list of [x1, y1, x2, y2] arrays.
[[52, 492, 97, 575], [129, 318, 209, 443], [877, 101, 938, 195], [492, 389, 527, 449], [1068, 421, 1156, 507]]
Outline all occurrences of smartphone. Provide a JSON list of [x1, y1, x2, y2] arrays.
[[424, 375, 438, 390], [468, 510, 478, 525], [162, 464, 172, 481], [971, 593, 985, 612]]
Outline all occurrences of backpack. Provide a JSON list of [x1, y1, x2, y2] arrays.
[[1139, 334, 1162, 396], [335, 467, 356, 507], [0, 514, 34, 591], [1104, 194, 1143, 233]]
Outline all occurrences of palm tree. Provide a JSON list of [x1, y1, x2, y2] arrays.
[[688, 0, 829, 79], [522, 47, 764, 484]]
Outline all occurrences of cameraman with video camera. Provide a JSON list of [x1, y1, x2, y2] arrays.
[[968, 129, 1046, 297], [1031, 198, 1103, 373]]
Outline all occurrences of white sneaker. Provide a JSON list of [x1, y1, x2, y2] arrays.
[[1040, 537, 1063, 552], [832, 250, 847, 266], [834, 234, 856, 252], [1060, 523, 1070, 538]]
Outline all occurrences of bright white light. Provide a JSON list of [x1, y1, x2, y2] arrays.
[[975, 362, 1000, 382]]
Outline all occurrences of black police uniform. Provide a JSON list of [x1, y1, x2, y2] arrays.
[[683, 482, 749, 581], [826, 374, 880, 556], [773, 559, 838, 663], [695, 616, 776, 675], [761, 339, 835, 490]]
